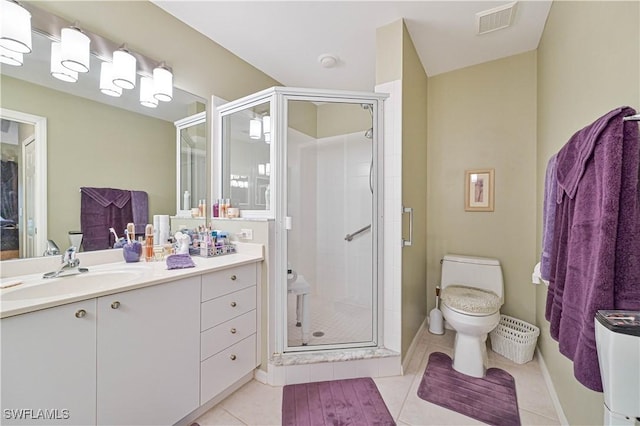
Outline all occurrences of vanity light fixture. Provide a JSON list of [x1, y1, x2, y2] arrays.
[[139, 76, 158, 108], [112, 45, 136, 90], [99, 61, 122, 97], [0, 46, 23, 66], [262, 115, 271, 143], [50, 41, 78, 83], [153, 63, 173, 102], [0, 0, 32, 54], [249, 118, 262, 140], [60, 25, 90, 73]]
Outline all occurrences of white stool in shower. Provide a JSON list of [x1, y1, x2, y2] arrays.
[[288, 275, 310, 345]]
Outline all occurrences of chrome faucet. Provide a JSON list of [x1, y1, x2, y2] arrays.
[[43, 239, 60, 256], [43, 246, 88, 279]]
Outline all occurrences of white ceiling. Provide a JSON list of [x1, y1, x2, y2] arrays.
[[153, 1, 552, 92]]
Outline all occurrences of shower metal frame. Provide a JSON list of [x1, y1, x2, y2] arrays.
[[216, 87, 388, 356]]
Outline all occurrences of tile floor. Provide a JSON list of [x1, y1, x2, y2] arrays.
[[195, 327, 561, 425]]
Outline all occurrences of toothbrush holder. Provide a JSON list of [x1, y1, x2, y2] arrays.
[[122, 241, 142, 263]]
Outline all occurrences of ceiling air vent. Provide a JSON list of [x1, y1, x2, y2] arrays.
[[476, 2, 517, 35]]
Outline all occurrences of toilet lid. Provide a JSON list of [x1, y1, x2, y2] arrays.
[[441, 285, 501, 315]]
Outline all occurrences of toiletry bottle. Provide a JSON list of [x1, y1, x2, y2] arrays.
[[220, 199, 227, 218], [225, 199, 231, 217], [183, 190, 190, 211], [201, 199, 206, 218], [213, 199, 219, 218], [145, 224, 154, 261]]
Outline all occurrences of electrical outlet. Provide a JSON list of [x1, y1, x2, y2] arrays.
[[240, 228, 253, 240]]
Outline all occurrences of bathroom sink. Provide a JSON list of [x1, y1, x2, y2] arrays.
[[1, 269, 146, 301]]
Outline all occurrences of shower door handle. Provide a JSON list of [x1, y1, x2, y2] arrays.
[[402, 206, 413, 247]]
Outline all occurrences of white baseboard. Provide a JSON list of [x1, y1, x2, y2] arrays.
[[254, 367, 268, 384], [402, 317, 428, 374], [536, 348, 569, 426]]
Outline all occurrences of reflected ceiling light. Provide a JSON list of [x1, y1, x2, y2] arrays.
[[112, 46, 136, 90], [249, 118, 262, 139], [262, 115, 271, 135], [50, 41, 78, 83], [60, 25, 90, 73], [139, 76, 158, 108], [264, 132, 271, 144], [0, 46, 23, 66], [99, 61, 122, 97], [153, 63, 173, 102], [0, 0, 32, 54]]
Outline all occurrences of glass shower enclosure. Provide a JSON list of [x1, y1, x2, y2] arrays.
[[217, 87, 386, 354]]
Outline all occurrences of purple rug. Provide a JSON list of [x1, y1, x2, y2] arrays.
[[417, 352, 521, 426], [282, 377, 395, 426]]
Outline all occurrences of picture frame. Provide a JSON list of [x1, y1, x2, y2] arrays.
[[464, 169, 494, 212]]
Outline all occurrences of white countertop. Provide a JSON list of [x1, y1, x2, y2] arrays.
[[0, 246, 263, 319]]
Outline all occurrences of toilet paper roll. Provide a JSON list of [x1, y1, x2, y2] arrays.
[[158, 215, 170, 245], [287, 269, 298, 285]]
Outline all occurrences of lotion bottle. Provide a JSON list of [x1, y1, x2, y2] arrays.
[[145, 224, 154, 261]]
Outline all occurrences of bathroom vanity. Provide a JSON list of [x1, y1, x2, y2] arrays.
[[0, 247, 262, 426]]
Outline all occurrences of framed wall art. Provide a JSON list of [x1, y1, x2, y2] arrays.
[[464, 169, 494, 212]]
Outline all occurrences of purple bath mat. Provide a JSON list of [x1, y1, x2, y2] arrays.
[[282, 377, 395, 426], [417, 352, 521, 426]]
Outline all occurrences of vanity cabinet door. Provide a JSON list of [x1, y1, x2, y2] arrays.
[[96, 276, 200, 426], [0, 300, 97, 425]]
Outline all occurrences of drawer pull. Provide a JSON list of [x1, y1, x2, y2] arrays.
[[230, 327, 237, 334], [230, 275, 237, 281], [111, 301, 120, 309], [75, 309, 86, 318], [230, 301, 237, 307], [230, 354, 237, 361]]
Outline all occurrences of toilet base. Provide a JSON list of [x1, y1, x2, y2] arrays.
[[452, 332, 489, 378]]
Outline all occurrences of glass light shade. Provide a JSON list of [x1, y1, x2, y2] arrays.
[[112, 49, 136, 90], [60, 27, 90, 73], [153, 65, 173, 102], [249, 118, 262, 139], [139, 76, 158, 108], [99, 62, 122, 97], [264, 132, 271, 144], [262, 115, 271, 134], [0, 46, 23, 66], [50, 42, 78, 83], [0, 0, 32, 54]]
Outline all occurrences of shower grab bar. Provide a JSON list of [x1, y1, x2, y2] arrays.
[[345, 224, 371, 242]]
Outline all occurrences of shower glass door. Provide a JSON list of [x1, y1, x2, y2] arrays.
[[284, 97, 379, 351]]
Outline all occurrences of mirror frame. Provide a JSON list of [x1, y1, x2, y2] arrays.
[[175, 111, 207, 214], [0, 108, 48, 258]]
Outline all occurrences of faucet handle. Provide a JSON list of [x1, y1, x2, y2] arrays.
[[62, 246, 79, 266]]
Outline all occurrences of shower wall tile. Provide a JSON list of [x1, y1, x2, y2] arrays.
[[284, 364, 309, 385], [307, 362, 333, 383]]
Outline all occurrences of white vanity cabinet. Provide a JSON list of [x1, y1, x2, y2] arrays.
[[1, 300, 97, 425], [200, 263, 259, 404], [96, 276, 200, 426]]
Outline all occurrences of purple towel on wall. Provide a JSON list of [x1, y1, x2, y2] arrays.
[[545, 106, 640, 391], [540, 154, 557, 281], [80, 187, 133, 251], [130, 190, 149, 236]]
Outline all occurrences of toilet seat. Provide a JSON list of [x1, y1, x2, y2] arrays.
[[441, 285, 501, 316]]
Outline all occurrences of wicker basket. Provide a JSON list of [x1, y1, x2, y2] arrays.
[[489, 315, 540, 364]]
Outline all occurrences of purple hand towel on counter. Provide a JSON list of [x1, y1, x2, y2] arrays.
[[166, 254, 195, 270], [545, 106, 640, 392]]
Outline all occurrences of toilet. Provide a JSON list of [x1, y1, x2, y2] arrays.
[[439, 254, 504, 378]]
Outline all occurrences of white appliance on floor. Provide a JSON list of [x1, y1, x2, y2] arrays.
[[595, 310, 640, 426], [439, 254, 504, 378]]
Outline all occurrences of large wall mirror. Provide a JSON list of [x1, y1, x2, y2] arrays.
[[0, 29, 206, 261]]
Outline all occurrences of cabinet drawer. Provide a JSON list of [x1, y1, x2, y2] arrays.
[[202, 263, 256, 302], [201, 334, 256, 404], [201, 286, 256, 331], [201, 310, 256, 361]]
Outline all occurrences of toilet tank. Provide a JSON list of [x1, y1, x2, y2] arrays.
[[441, 254, 504, 301]]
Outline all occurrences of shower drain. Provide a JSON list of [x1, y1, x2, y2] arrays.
[[312, 331, 325, 337]]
